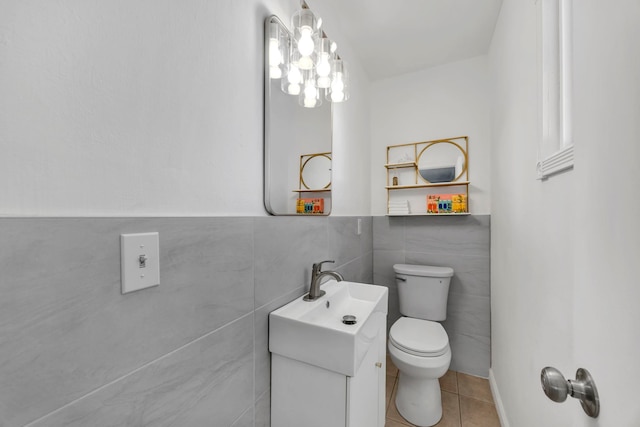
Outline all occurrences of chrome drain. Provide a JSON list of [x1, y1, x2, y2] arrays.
[[342, 315, 357, 325]]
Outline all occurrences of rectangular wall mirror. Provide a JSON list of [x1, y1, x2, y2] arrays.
[[264, 15, 333, 215]]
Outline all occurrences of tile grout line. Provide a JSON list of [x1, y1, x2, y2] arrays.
[[252, 217, 257, 427], [23, 311, 255, 427], [456, 371, 462, 427]]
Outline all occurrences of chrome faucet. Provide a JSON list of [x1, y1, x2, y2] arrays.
[[303, 260, 344, 301]]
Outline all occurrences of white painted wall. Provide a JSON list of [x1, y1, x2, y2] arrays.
[[369, 56, 491, 216], [0, 0, 371, 216], [490, 1, 640, 426]]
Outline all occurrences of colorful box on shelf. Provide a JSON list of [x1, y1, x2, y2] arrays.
[[427, 194, 467, 214], [452, 194, 468, 213], [296, 198, 325, 214]]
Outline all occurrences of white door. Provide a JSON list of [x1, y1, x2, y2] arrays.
[[572, 1, 640, 425]]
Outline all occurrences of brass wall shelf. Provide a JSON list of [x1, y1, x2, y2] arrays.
[[386, 181, 470, 190], [385, 162, 417, 169], [386, 212, 471, 217], [386, 136, 470, 216], [292, 189, 331, 193]]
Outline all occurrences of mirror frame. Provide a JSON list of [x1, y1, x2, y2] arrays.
[[416, 139, 468, 183], [299, 152, 332, 190], [263, 15, 333, 216]]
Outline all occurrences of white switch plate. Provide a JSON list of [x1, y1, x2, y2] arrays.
[[121, 232, 160, 294], [357, 218, 362, 235]]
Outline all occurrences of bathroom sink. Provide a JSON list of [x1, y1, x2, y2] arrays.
[[269, 280, 388, 376]]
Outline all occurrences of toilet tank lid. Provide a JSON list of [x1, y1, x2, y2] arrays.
[[393, 264, 454, 278]]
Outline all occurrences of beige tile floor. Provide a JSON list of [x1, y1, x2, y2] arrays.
[[385, 356, 501, 427]]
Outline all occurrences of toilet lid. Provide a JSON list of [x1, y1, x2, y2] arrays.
[[389, 317, 449, 357]]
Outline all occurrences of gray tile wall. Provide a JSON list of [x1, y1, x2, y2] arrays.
[[1, 215, 489, 424], [0, 216, 372, 427], [372, 215, 491, 377]]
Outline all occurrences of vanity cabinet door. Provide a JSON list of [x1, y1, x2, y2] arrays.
[[346, 319, 386, 427], [271, 354, 347, 427]]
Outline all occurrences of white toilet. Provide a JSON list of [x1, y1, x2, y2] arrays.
[[388, 264, 454, 427]]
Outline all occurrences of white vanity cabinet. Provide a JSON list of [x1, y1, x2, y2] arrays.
[[271, 311, 387, 427]]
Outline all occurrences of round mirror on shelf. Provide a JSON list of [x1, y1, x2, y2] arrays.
[[417, 140, 467, 183], [300, 153, 332, 189]]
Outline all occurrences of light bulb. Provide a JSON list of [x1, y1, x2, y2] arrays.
[[301, 73, 320, 108], [288, 84, 301, 95], [269, 39, 282, 66], [297, 27, 315, 56], [287, 65, 302, 84], [331, 77, 344, 93], [270, 66, 282, 79], [304, 97, 317, 108], [297, 55, 314, 70], [304, 82, 317, 100], [268, 38, 283, 79], [282, 64, 302, 95], [330, 90, 345, 102], [317, 76, 331, 88], [316, 53, 331, 77]]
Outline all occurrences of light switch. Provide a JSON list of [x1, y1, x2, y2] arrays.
[[121, 232, 160, 294], [357, 218, 362, 235]]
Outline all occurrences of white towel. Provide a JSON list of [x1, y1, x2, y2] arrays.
[[389, 199, 410, 215]]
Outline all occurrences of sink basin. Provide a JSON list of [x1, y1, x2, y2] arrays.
[[269, 280, 388, 376]]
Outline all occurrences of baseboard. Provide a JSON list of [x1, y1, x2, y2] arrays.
[[489, 368, 510, 427]]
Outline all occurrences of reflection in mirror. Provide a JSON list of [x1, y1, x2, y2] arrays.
[[417, 141, 467, 183], [300, 153, 331, 190], [264, 15, 332, 215]]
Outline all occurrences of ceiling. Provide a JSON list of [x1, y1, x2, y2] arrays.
[[319, 0, 504, 81]]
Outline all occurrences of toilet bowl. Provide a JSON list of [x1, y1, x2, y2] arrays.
[[388, 317, 451, 426], [389, 264, 454, 427]]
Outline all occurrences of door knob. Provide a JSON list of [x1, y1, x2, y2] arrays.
[[540, 367, 599, 418]]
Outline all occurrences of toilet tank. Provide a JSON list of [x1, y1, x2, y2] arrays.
[[393, 264, 454, 321]]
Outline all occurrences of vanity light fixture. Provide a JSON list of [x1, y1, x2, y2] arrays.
[[315, 38, 332, 88], [268, 21, 287, 79], [327, 58, 349, 102], [267, 2, 349, 108], [301, 69, 322, 108], [282, 62, 303, 95], [291, 8, 318, 70]]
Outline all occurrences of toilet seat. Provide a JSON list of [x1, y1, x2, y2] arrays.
[[389, 317, 449, 357]]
